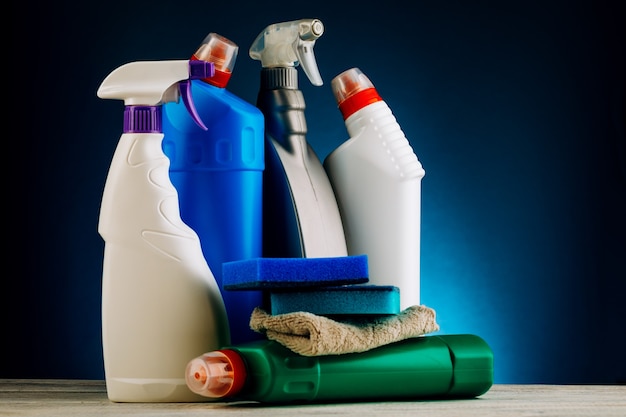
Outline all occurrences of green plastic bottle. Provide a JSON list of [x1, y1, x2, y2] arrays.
[[185, 334, 494, 403]]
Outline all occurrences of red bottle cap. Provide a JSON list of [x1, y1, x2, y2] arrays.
[[332, 67, 382, 120], [185, 349, 247, 398], [191, 33, 238, 88]]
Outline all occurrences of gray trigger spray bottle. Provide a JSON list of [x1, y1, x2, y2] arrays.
[[249, 18, 348, 258]]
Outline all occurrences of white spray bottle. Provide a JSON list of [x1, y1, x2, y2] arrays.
[[324, 68, 426, 309], [97, 59, 230, 402], [250, 19, 348, 258]]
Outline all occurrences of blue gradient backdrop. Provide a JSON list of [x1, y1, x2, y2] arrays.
[[6, 1, 625, 384]]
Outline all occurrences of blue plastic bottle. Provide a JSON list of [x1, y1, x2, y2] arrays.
[[162, 33, 265, 345]]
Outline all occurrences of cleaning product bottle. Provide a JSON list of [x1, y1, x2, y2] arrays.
[[162, 33, 265, 345], [324, 68, 426, 309], [97, 59, 230, 402], [185, 334, 494, 403], [249, 18, 347, 258]]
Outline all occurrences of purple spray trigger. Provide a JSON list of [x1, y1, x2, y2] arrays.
[[180, 61, 215, 131], [180, 80, 206, 131]]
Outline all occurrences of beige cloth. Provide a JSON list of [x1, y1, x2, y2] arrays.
[[249, 305, 439, 356]]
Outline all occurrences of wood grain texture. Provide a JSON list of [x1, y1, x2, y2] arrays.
[[1, 380, 624, 416]]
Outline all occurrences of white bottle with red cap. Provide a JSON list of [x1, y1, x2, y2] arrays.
[[324, 67, 425, 310]]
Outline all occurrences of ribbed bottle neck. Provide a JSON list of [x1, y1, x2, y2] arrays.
[[123, 106, 162, 133], [260, 67, 298, 90]]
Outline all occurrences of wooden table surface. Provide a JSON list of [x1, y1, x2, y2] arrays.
[[1, 379, 624, 416]]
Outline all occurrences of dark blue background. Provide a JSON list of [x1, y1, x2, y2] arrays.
[[6, 0, 625, 384]]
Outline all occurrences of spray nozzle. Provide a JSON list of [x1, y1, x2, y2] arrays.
[[249, 18, 324, 86], [97, 60, 215, 130]]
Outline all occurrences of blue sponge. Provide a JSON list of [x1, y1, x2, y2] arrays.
[[269, 285, 400, 316], [222, 255, 369, 290]]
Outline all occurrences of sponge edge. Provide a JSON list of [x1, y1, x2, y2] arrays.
[[222, 255, 369, 290], [270, 285, 400, 316]]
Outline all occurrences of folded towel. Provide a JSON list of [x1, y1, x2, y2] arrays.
[[249, 305, 440, 356]]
